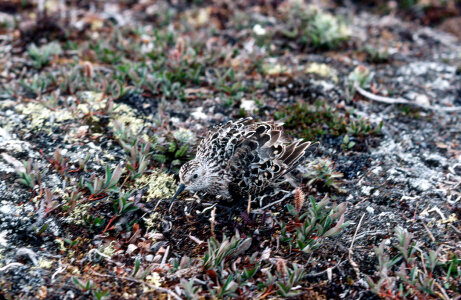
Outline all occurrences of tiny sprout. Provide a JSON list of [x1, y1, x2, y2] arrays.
[[16, 158, 42, 188]]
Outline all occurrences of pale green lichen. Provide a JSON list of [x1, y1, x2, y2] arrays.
[[110, 103, 146, 135], [37, 258, 53, 269], [135, 172, 176, 202], [172, 128, 195, 144], [306, 63, 338, 82], [101, 241, 116, 257], [144, 272, 162, 291], [64, 203, 90, 225], [55, 239, 66, 253], [16, 102, 73, 130], [144, 213, 161, 232], [77, 91, 107, 112]]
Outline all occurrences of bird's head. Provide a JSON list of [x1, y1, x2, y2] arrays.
[[179, 160, 210, 192], [170, 160, 210, 207]]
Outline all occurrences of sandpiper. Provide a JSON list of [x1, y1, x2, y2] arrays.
[[170, 117, 317, 210]]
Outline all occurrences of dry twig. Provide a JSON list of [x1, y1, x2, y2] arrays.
[[355, 84, 461, 112]]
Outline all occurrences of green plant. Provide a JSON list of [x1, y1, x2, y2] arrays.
[[364, 46, 389, 63], [92, 289, 110, 300], [303, 158, 344, 190], [214, 275, 238, 298], [27, 42, 62, 69], [84, 214, 105, 229], [19, 73, 55, 97], [72, 277, 109, 299], [72, 277, 95, 292], [180, 278, 201, 300], [275, 263, 306, 297], [203, 234, 252, 274], [366, 227, 458, 298], [280, 5, 349, 49], [306, 9, 350, 49], [121, 138, 151, 180], [348, 65, 374, 95], [281, 192, 348, 253], [16, 159, 42, 188], [347, 117, 382, 136], [112, 190, 139, 216], [86, 164, 123, 197], [151, 132, 193, 171], [341, 134, 355, 150]]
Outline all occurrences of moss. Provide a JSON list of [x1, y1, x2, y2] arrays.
[[274, 100, 379, 140], [135, 172, 176, 202], [274, 100, 347, 140]]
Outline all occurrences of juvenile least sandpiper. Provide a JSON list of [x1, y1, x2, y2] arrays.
[[170, 117, 317, 209]]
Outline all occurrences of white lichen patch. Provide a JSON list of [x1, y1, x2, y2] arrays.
[[135, 172, 176, 202], [16, 102, 73, 130], [64, 203, 90, 225]]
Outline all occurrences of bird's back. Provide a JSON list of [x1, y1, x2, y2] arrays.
[[196, 118, 316, 199]]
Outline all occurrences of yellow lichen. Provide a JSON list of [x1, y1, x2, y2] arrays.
[[143, 272, 162, 292], [109, 103, 146, 135], [101, 241, 116, 257], [306, 63, 335, 78], [76, 91, 107, 114], [55, 239, 66, 253], [144, 213, 160, 232], [16, 102, 73, 130], [64, 203, 90, 225], [262, 63, 290, 76], [37, 258, 53, 269], [135, 172, 177, 202]]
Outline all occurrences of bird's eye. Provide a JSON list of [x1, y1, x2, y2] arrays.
[[193, 174, 198, 179]]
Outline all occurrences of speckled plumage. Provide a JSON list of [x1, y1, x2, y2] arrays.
[[176, 117, 317, 202]]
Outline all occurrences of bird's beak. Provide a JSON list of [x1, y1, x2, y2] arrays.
[[169, 183, 186, 211]]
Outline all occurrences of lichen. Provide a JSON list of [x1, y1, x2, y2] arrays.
[[55, 239, 66, 253], [144, 213, 161, 232], [109, 103, 146, 136], [37, 258, 53, 269], [306, 63, 338, 82], [135, 172, 176, 202], [76, 91, 107, 114], [172, 128, 195, 144], [144, 272, 162, 291], [16, 102, 73, 130], [64, 203, 90, 225], [101, 241, 116, 257]]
